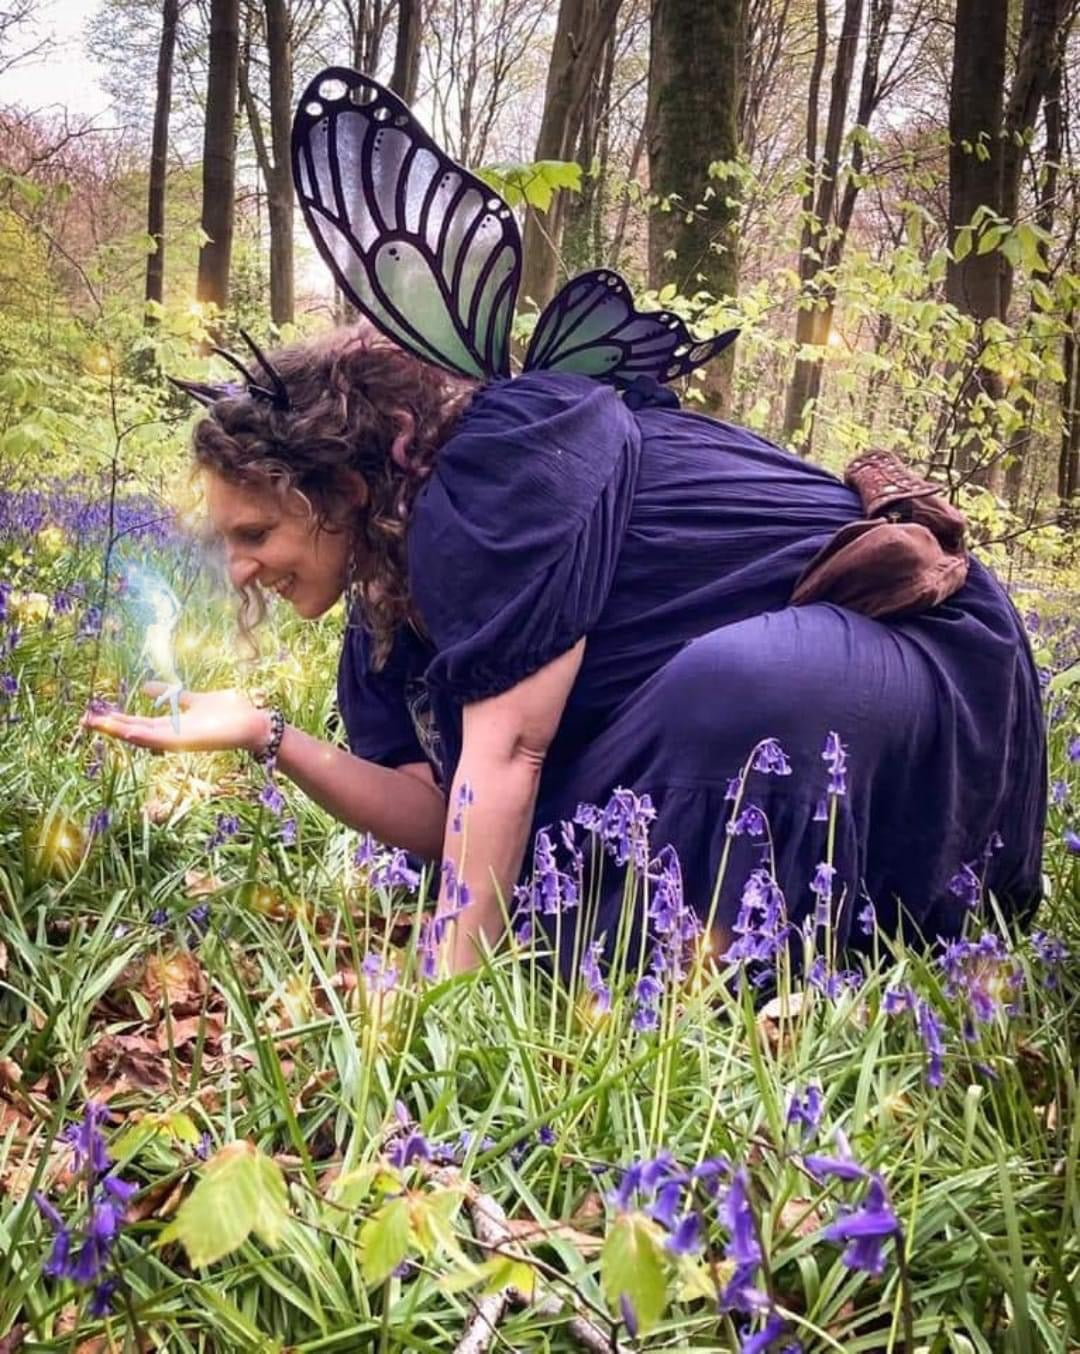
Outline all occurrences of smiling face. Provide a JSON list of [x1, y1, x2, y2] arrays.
[[203, 470, 354, 619]]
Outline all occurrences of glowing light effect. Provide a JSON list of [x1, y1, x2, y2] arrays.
[[124, 566, 185, 732]]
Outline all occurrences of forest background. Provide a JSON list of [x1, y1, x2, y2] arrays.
[[2, 0, 1080, 566]]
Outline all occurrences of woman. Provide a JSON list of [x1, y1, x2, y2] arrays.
[[85, 328, 1047, 976]]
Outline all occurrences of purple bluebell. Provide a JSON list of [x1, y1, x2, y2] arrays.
[[150, 907, 169, 927], [1031, 929, 1068, 967], [0, 672, 17, 698], [354, 834, 378, 867], [371, 849, 421, 893], [753, 738, 792, 776], [1065, 829, 1080, 854], [812, 797, 828, 822], [947, 863, 981, 908], [580, 941, 611, 1013], [440, 858, 472, 910], [528, 828, 578, 914], [88, 1277, 120, 1317], [821, 731, 848, 797], [883, 984, 915, 1015], [808, 958, 862, 1000], [786, 1086, 822, 1138], [738, 1314, 791, 1354], [650, 1179, 683, 1229], [728, 802, 767, 837], [450, 780, 474, 833], [916, 999, 945, 1088], [538, 1125, 556, 1147], [362, 952, 399, 992], [1051, 779, 1068, 806], [725, 775, 743, 800], [1069, 736, 1080, 763], [574, 787, 655, 870], [88, 809, 111, 837], [279, 816, 297, 845], [189, 903, 211, 935], [258, 780, 285, 816], [666, 1210, 703, 1255], [724, 868, 789, 966], [856, 901, 876, 936], [619, 1293, 639, 1338], [719, 1169, 768, 1314], [823, 1173, 900, 1275], [388, 1131, 431, 1168], [64, 1102, 111, 1177]]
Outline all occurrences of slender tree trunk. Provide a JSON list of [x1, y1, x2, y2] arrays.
[[391, 0, 422, 102], [944, 0, 1007, 481], [196, 0, 241, 311], [1059, 316, 1080, 511], [781, 0, 862, 450], [519, 0, 623, 310], [145, 0, 179, 324], [265, 0, 294, 326], [647, 0, 742, 413]]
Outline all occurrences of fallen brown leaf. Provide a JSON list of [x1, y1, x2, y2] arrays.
[[776, 1195, 826, 1240], [155, 1014, 224, 1053], [126, 1175, 187, 1224], [184, 868, 222, 898], [0, 1324, 26, 1353], [140, 950, 207, 1014], [86, 1032, 172, 1094]]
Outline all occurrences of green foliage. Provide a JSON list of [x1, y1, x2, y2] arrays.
[[158, 1141, 289, 1267], [475, 159, 582, 213], [601, 1211, 668, 1335]]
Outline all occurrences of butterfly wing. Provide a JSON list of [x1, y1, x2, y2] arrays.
[[292, 67, 521, 380], [523, 269, 738, 385]]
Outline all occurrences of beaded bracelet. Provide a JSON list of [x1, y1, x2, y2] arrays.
[[251, 707, 285, 766]]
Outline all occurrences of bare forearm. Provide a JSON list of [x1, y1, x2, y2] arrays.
[[275, 724, 446, 859], [442, 753, 541, 971]]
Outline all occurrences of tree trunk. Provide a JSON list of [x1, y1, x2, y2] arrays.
[[647, 0, 741, 413], [944, 0, 1007, 481], [1059, 319, 1080, 512], [1005, 42, 1064, 508], [781, 0, 862, 450], [265, 0, 294, 326], [391, 0, 422, 102], [519, 0, 623, 310], [144, 0, 179, 324], [999, 0, 1070, 321], [196, 0, 241, 311]]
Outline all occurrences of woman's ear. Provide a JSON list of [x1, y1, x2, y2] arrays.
[[389, 410, 416, 470]]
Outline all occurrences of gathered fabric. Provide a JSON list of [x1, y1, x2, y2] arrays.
[[338, 372, 1046, 966]]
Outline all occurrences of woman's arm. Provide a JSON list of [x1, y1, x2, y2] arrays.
[[441, 639, 586, 973], [269, 722, 446, 859]]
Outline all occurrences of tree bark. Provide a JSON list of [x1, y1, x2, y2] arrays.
[[647, 0, 742, 413], [196, 0, 241, 311], [391, 0, 422, 102], [265, 0, 294, 326], [781, 0, 862, 449], [519, 0, 623, 310], [144, 0, 179, 323]]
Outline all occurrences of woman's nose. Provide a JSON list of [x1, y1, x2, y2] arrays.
[[226, 548, 260, 590]]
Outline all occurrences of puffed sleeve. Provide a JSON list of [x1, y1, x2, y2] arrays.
[[408, 372, 641, 705], [336, 619, 428, 767]]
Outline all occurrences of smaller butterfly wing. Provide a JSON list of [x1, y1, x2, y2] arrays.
[[292, 68, 521, 380], [523, 269, 738, 385]]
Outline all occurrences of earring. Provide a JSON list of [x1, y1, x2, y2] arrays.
[[344, 547, 365, 630]]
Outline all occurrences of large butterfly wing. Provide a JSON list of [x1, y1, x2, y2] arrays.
[[292, 68, 521, 380], [523, 269, 738, 385]]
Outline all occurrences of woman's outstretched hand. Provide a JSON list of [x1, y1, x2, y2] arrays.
[[82, 683, 271, 756]]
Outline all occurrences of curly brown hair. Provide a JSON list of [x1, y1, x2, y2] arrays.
[[191, 327, 477, 664]]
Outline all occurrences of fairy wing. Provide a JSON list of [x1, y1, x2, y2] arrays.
[[291, 68, 521, 380], [523, 269, 738, 385]]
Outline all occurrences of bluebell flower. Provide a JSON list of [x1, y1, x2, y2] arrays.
[[64, 1102, 111, 1177], [724, 868, 789, 965], [666, 1210, 703, 1255], [947, 863, 980, 908], [354, 834, 379, 867], [856, 901, 876, 936], [812, 796, 828, 822], [279, 816, 297, 845], [1051, 779, 1068, 806], [1065, 829, 1080, 854], [808, 958, 862, 1000], [1069, 736, 1080, 762], [786, 1085, 822, 1138], [728, 803, 767, 837], [883, 984, 915, 1015], [574, 787, 655, 870], [388, 1131, 430, 1168], [371, 849, 421, 892], [719, 1169, 768, 1314], [88, 809, 111, 837], [258, 780, 285, 816], [440, 858, 471, 910], [916, 999, 945, 1088], [580, 941, 611, 1013], [803, 1126, 867, 1183], [725, 775, 743, 800], [88, 1276, 119, 1317], [821, 731, 848, 797], [450, 780, 474, 833], [823, 1173, 900, 1275], [753, 738, 792, 776], [538, 1125, 556, 1147], [189, 903, 211, 934], [362, 951, 399, 992], [738, 1314, 793, 1354], [619, 1293, 639, 1338]]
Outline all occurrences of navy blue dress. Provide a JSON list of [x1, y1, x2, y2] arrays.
[[338, 373, 1046, 960]]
